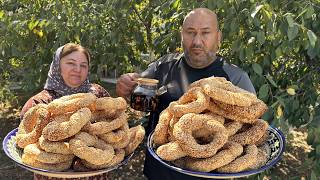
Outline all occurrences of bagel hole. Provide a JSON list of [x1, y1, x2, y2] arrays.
[[195, 135, 214, 145]]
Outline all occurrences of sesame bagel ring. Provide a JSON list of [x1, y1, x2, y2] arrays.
[[207, 100, 257, 124], [153, 109, 173, 145], [23, 143, 74, 164], [185, 142, 243, 172], [216, 144, 259, 173], [38, 136, 72, 155], [215, 99, 268, 121], [16, 107, 50, 148], [22, 104, 48, 133], [87, 112, 128, 135], [168, 87, 209, 117], [90, 97, 127, 111], [69, 132, 115, 166], [99, 122, 130, 149], [82, 148, 125, 170], [98, 121, 129, 144], [22, 153, 73, 171], [47, 93, 96, 117], [156, 141, 187, 161], [42, 107, 92, 141], [125, 125, 145, 155], [190, 77, 257, 107], [229, 119, 269, 145], [173, 113, 228, 158]]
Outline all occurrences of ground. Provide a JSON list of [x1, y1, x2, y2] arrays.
[[0, 103, 314, 180]]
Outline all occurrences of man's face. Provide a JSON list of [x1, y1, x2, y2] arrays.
[[181, 12, 221, 68]]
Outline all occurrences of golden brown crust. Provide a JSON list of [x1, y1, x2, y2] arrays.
[[38, 136, 72, 155], [185, 142, 243, 172], [173, 113, 228, 158], [82, 149, 125, 169], [124, 125, 145, 155], [22, 153, 73, 171], [215, 99, 268, 120], [189, 77, 257, 107], [153, 109, 172, 145], [207, 100, 257, 124], [47, 93, 96, 116], [16, 107, 50, 148], [87, 112, 128, 135], [69, 132, 115, 166], [23, 144, 74, 164], [216, 145, 258, 173], [229, 119, 269, 145], [42, 108, 91, 141], [168, 87, 209, 117], [156, 141, 187, 161]]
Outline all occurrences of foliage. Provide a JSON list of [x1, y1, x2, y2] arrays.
[[0, 0, 319, 178]]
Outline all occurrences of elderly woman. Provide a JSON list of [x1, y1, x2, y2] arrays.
[[20, 43, 109, 180]]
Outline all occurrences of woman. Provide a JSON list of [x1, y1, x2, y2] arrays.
[[21, 43, 109, 180]]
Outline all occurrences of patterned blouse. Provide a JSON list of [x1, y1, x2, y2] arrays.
[[20, 83, 110, 180]]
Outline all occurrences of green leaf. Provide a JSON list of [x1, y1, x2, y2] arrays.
[[0, 10, 4, 19], [251, 5, 264, 18], [311, 171, 317, 180], [239, 48, 245, 61], [316, 145, 320, 156], [258, 84, 269, 99], [172, 0, 181, 9], [305, 6, 315, 19], [207, 0, 215, 10], [287, 24, 299, 41], [230, 19, 238, 33], [285, 13, 294, 27], [257, 31, 265, 45], [292, 99, 299, 110], [231, 39, 241, 52], [266, 74, 277, 87], [252, 63, 263, 75], [275, 47, 282, 57], [307, 30, 317, 47], [262, 8, 272, 20], [261, 109, 274, 121], [307, 46, 317, 59]]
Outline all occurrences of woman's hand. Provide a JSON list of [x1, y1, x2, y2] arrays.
[[116, 73, 140, 99]]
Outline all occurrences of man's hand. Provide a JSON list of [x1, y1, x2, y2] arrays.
[[116, 73, 140, 99]]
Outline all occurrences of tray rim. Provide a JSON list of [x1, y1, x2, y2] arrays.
[[147, 125, 285, 179], [2, 128, 134, 178]]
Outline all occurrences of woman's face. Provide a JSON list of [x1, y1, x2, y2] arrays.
[[60, 51, 89, 88]]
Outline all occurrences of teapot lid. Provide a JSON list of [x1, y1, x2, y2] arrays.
[[136, 78, 159, 85]]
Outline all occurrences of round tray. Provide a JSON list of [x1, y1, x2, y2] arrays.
[[147, 126, 285, 179], [2, 128, 134, 178]]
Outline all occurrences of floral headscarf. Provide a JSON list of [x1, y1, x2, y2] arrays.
[[44, 45, 91, 98]]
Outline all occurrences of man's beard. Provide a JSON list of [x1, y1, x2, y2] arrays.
[[183, 44, 217, 68]]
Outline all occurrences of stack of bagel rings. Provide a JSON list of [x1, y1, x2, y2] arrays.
[[16, 93, 145, 171], [153, 77, 270, 173]]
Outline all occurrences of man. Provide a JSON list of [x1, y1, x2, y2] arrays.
[[116, 8, 256, 180]]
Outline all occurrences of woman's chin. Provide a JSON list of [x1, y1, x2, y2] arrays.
[[67, 81, 83, 88]]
